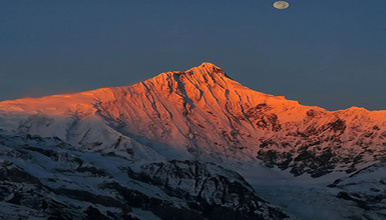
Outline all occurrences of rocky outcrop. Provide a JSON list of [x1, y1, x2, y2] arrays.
[[132, 160, 289, 220], [255, 110, 386, 177]]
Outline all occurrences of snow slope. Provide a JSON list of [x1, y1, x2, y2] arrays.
[[328, 162, 386, 219], [0, 133, 288, 220]]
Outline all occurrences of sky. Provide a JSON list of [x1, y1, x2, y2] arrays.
[[1, 0, 385, 111]]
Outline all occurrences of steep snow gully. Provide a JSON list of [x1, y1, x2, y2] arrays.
[[0, 63, 385, 219]]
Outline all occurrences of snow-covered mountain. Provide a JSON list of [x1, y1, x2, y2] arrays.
[[0, 62, 385, 219], [1, 62, 385, 176]]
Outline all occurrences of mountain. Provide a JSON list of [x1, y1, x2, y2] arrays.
[[0, 62, 385, 219], [1, 62, 385, 176]]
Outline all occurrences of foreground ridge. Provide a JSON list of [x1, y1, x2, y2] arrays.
[[0, 134, 289, 219]]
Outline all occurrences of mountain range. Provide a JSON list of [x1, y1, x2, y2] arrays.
[[0, 63, 385, 219]]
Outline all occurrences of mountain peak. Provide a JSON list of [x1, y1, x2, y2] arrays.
[[194, 62, 221, 72], [185, 62, 230, 79]]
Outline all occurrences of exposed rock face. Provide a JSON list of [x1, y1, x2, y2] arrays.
[[0, 133, 288, 220], [134, 160, 288, 220], [255, 108, 386, 177], [328, 162, 386, 219], [1, 63, 385, 178]]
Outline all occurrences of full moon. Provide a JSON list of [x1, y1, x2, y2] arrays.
[[273, 1, 289, 9]]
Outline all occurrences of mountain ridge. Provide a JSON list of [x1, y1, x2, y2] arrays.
[[1, 62, 384, 114]]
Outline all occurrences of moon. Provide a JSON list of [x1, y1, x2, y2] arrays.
[[273, 1, 289, 9]]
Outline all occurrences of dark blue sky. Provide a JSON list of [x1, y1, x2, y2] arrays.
[[1, 0, 385, 110]]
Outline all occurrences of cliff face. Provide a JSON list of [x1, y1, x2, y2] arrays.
[[1, 62, 385, 176]]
